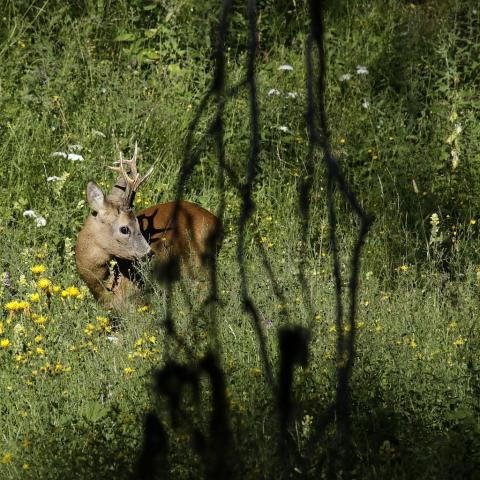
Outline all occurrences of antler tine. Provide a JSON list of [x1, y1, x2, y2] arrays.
[[131, 141, 139, 179], [135, 164, 155, 191], [107, 142, 153, 208]]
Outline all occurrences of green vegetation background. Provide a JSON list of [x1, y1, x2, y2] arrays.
[[0, 0, 479, 478]]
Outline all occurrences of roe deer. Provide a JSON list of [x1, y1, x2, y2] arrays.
[[75, 143, 222, 309]]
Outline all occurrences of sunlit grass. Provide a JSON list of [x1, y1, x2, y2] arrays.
[[1, 1, 480, 478]]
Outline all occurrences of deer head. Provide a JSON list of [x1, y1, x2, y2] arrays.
[[86, 143, 154, 260], [85, 181, 151, 261]]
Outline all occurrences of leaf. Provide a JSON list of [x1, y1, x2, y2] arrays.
[[80, 401, 109, 423], [114, 33, 137, 42], [167, 64, 182, 75], [142, 49, 161, 60], [144, 28, 158, 39]]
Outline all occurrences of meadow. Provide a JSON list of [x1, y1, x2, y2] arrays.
[[1, 1, 480, 478]]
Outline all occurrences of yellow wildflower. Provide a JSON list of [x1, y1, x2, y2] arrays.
[[52, 285, 61, 294], [96, 316, 111, 333], [23, 464, 30, 470], [0, 339, 10, 348], [31, 265, 46, 274], [0, 322, 3, 335], [37, 278, 52, 290], [5, 300, 30, 312], [29, 293, 40, 302], [34, 335, 43, 343], [124, 367, 135, 376], [1, 452, 12, 464], [15, 354, 26, 363], [35, 347, 45, 356], [399, 265, 409, 272], [470, 219, 477, 225], [34, 316, 47, 326], [453, 336, 465, 347], [148, 336, 156, 344], [84, 323, 95, 336], [61, 286, 81, 298], [410, 338, 417, 349], [137, 305, 149, 313]]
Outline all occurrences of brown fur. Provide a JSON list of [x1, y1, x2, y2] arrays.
[[76, 191, 222, 308]]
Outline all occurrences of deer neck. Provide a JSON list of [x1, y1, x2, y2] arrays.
[[75, 224, 137, 307]]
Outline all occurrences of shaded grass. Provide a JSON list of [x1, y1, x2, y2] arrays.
[[1, 1, 480, 478]]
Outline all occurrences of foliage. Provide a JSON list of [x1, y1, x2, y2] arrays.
[[1, 0, 480, 478]]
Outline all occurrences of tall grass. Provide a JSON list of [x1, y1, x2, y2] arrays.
[[1, 1, 479, 478]]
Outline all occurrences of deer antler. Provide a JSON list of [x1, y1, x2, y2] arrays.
[[107, 142, 154, 208]]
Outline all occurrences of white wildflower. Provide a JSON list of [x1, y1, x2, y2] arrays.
[[35, 216, 47, 227], [430, 213, 441, 244], [23, 210, 37, 218], [67, 153, 84, 161], [339, 73, 352, 82], [278, 126, 290, 133], [268, 88, 280, 96], [278, 64, 293, 71], [47, 176, 61, 182], [23, 210, 47, 227], [51, 152, 68, 158], [286, 92, 298, 98], [68, 144, 83, 151], [93, 130, 106, 138], [356, 65, 369, 75], [13, 323, 25, 335], [451, 149, 459, 170], [362, 99, 370, 109]]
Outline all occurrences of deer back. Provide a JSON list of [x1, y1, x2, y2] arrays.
[[137, 200, 222, 274]]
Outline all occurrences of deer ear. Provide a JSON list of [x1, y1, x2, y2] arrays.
[[87, 182, 105, 213]]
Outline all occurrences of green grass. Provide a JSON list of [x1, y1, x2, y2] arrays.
[[1, 1, 480, 478]]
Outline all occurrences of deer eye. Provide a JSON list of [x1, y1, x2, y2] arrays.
[[119, 226, 130, 235]]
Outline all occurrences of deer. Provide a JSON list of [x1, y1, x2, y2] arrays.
[[75, 143, 222, 309]]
